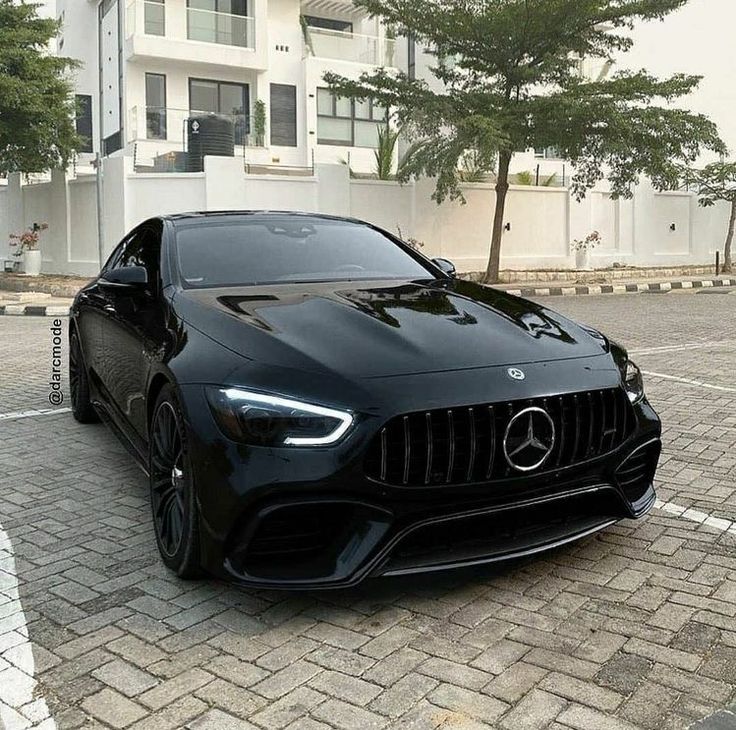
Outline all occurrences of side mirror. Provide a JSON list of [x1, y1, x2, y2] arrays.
[[100, 265, 148, 290], [432, 257, 456, 278]]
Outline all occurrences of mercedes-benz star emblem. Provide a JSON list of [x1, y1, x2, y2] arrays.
[[503, 407, 555, 472], [507, 368, 526, 381]]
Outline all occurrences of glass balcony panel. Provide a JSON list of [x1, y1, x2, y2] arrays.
[[144, 1, 165, 35], [129, 106, 255, 148], [187, 7, 254, 48], [304, 26, 397, 66]]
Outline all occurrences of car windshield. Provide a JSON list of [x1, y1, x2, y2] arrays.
[[174, 216, 436, 288]]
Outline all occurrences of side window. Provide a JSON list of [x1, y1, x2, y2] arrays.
[[101, 237, 129, 274], [118, 224, 163, 290]]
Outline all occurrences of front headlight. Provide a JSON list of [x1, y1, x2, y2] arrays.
[[623, 361, 645, 404], [205, 387, 354, 447]]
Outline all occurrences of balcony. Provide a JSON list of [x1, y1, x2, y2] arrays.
[[124, 0, 266, 71], [187, 7, 254, 49], [303, 25, 397, 67], [128, 106, 260, 171]]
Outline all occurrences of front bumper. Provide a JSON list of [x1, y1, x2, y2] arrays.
[[181, 384, 661, 590]]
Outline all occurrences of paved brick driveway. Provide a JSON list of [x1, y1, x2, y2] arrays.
[[0, 290, 734, 730]]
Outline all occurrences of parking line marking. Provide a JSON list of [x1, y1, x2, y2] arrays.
[[0, 408, 71, 422], [631, 340, 736, 356], [0, 525, 57, 729], [655, 499, 736, 536], [640, 371, 736, 394]]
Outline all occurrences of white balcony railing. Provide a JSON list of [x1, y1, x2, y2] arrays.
[[303, 26, 396, 66], [125, 1, 255, 50]]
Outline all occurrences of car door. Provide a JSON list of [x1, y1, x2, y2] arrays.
[[98, 223, 165, 443], [74, 237, 128, 385]]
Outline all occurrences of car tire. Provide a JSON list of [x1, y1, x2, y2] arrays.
[[69, 330, 100, 424], [149, 384, 203, 579]]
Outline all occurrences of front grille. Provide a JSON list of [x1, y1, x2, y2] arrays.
[[365, 387, 635, 487], [616, 440, 661, 504]]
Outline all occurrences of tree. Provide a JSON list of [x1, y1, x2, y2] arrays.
[[324, 0, 724, 283], [685, 162, 736, 273], [0, 0, 80, 174]]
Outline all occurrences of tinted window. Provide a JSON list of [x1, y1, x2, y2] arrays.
[[174, 217, 434, 288], [118, 226, 162, 288]]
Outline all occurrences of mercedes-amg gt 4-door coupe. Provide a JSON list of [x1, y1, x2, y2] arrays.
[[70, 212, 662, 589]]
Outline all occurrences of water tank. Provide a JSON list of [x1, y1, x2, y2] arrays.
[[187, 114, 235, 172]]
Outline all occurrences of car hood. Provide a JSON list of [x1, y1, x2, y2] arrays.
[[174, 279, 608, 378]]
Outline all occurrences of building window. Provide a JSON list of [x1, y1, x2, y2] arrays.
[[145, 0, 165, 36], [302, 15, 353, 33], [145, 73, 167, 140], [187, 0, 251, 48], [316, 88, 387, 148], [189, 78, 250, 145], [75, 95, 93, 153], [270, 84, 297, 147]]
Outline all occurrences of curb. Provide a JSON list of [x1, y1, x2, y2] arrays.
[[0, 305, 71, 317], [503, 277, 735, 297]]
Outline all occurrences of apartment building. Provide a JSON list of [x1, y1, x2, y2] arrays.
[[58, 0, 400, 173]]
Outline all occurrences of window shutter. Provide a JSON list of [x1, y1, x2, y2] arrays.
[[270, 84, 297, 147]]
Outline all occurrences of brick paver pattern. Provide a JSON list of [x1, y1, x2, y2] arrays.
[[0, 290, 734, 730]]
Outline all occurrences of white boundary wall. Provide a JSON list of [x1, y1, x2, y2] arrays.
[[0, 157, 730, 276]]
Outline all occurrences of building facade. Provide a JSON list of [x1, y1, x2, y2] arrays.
[[57, 0, 402, 174]]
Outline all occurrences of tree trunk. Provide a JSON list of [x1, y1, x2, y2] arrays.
[[723, 198, 735, 274], [484, 150, 512, 284]]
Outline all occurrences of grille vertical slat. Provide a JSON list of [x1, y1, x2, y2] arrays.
[[402, 416, 411, 485], [486, 406, 496, 480], [424, 413, 433, 485], [572, 394, 581, 462], [586, 392, 595, 457], [556, 395, 566, 466], [598, 390, 607, 454], [611, 390, 619, 449], [379, 428, 387, 482], [446, 410, 455, 484], [366, 387, 635, 487], [466, 408, 476, 482]]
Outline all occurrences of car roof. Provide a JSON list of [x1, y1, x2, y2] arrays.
[[163, 211, 366, 226]]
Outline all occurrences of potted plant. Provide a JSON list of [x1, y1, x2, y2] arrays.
[[9, 222, 48, 277], [571, 230, 601, 271], [253, 100, 266, 147]]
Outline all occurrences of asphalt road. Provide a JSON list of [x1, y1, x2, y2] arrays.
[[0, 288, 734, 730]]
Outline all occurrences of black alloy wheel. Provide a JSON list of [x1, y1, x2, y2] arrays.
[[149, 385, 202, 578], [69, 331, 99, 423]]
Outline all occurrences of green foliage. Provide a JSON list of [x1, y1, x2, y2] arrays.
[[683, 161, 736, 272], [374, 125, 399, 179], [458, 149, 495, 183], [515, 171, 558, 186], [0, 0, 80, 174], [684, 161, 736, 206], [300, 15, 315, 56], [324, 0, 725, 281], [253, 99, 267, 147]]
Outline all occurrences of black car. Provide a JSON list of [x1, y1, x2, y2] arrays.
[[70, 212, 661, 589]]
